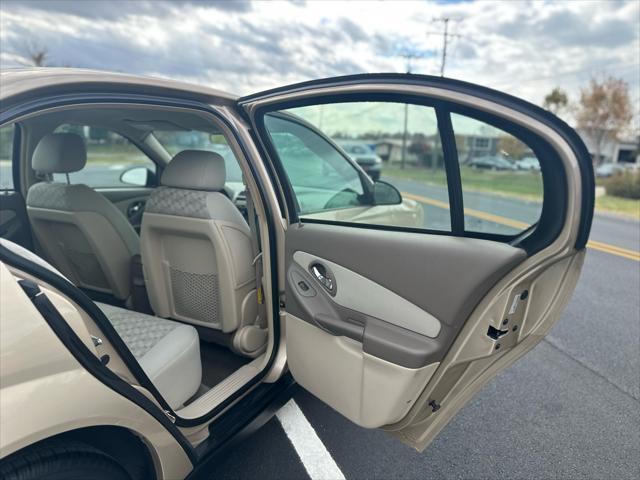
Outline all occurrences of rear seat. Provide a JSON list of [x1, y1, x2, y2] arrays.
[[1, 238, 202, 409]]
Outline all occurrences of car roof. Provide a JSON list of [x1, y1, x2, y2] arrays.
[[0, 68, 239, 107]]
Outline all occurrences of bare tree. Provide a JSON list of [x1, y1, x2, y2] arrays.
[[576, 77, 632, 165], [543, 87, 568, 115], [18, 38, 50, 67]]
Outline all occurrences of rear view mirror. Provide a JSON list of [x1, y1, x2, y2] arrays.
[[120, 166, 153, 187], [372, 180, 402, 206]]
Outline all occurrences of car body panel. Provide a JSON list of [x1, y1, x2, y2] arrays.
[[0, 262, 192, 479]]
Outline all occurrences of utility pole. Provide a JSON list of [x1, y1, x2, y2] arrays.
[[398, 53, 422, 169], [429, 17, 462, 77], [440, 17, 449, 77]]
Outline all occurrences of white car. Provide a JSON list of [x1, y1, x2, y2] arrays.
[[516, 156, 541, 171], [0, 68, 594, 480]]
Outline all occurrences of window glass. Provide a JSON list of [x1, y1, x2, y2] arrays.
[[264, 102, 449, 231], [153, 130, 244, 184], [0, 124, 15, 190], [52, 125, 155, 188], [451, 113, 543, 235]]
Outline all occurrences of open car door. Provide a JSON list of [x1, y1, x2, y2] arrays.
[[239, 74, 594, 451]]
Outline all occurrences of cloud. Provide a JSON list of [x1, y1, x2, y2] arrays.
[[3, 0, 252, 21], [0, 0, 637, 119]]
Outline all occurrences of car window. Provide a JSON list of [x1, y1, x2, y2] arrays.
[[451, 113, 543, 235], [264, 114, 365, 214], [153, 130, 244, 184], [52, 124, 155, 188], [263, 102, 450, 231], [0, 124, 15, 190]]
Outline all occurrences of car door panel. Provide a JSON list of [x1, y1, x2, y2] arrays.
[[241, 74, 593, 451], [98, 187, 154, 230], [284, 222, 528, 429], [0, 191, 32, 250]]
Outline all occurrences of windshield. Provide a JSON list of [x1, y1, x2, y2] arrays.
[[153, 130, 243, 183]]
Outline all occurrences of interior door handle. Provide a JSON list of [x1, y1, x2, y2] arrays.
[[127, 200, 145, 218], [309, 262, 336, 295]]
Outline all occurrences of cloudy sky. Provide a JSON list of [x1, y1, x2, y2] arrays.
[[1, 0, 638, 126]]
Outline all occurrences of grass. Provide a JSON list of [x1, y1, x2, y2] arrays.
[[383, 163, 640, 220], [383, 164, 543, 200], [595, 195, 640, 219]]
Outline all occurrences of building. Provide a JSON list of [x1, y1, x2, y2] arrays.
[[577, 129, 640, 165]]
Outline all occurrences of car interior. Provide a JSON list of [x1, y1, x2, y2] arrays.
[[0, 105, 271, 415]]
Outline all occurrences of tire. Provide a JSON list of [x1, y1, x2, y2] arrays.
[[0, 439, 131, 480], [371, 172, 381, 181]]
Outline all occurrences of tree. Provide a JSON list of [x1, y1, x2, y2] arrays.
[[22, 39, 50, 67], [543, 87, 568, 115], [498, 135, 528, 160], [576, 77, 632, 165]]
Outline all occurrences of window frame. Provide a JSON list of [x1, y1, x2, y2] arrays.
[[252, 92, 567, 254]]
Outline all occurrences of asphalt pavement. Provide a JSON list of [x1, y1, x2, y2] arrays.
[[212, 178, 640, 480]]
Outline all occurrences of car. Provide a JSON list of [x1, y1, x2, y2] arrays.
[[336, 141, 383, 181], [0, 68, 594, 480], [595, 162, 626, 178], [469, 155, 517, 170], [515, 156, 541, 171]]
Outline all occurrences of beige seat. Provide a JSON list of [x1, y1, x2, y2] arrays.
[[0, 238, 202, 409], [141, 150, 264, 356], [26, 133, 139, 300]]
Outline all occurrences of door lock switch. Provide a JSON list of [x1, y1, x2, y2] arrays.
[[487, 325, 509, 340]]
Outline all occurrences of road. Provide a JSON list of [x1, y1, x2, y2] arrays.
[[211, 176, 640, 480]]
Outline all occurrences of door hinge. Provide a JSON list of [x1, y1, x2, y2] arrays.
[[163, 410, 176, 423]]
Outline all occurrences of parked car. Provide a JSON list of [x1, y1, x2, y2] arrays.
[[515, 156, 541, 171], [469, 155, 517, 170], [0, 69, 594, 480], [595, 162, 626, 178], [337, 141, 383, 181]]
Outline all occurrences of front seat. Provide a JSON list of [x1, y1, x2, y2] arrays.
[[0, 238, 202, 409], [26, 133, 139, 301], [141, 150, 263, 355]]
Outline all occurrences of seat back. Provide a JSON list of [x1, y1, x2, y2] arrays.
[[26, 133, 139, 300], [140, 150, 255, 334]]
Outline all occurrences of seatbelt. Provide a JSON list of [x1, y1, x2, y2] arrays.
[[245, 187, 267, 328]]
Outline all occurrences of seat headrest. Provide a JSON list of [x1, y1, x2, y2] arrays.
[[32, 133, 87, 174], [161, 150, 226, 191]]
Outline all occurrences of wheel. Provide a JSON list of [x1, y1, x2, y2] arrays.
[[0, 439, 131, 480], [371, 171, 381, 181]]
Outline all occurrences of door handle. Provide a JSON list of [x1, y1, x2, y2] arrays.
[[309, 262, 336, 295]]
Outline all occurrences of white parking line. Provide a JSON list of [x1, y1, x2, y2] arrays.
[[276, 399, 346, 480]]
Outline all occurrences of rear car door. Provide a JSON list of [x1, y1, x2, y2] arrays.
[[239, 74, 594, 451]]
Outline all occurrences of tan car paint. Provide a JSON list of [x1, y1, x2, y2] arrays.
[[305, 198, 424, 228], [0, 262, 193, 479]]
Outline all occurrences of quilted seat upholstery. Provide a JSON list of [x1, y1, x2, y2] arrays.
[[97, 302, 202, 409]]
